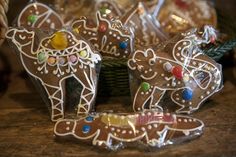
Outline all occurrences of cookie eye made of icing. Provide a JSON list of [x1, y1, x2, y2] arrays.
[[149, 58, 156, 65]]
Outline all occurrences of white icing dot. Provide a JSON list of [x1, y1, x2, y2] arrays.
[[153, 124, 158, 128], [200, 95, 204, 99], [189, 119, 192, 122], [109, 31, 112, 35], [141, 113, 145, 116], [180, 57, 184, 61], [141, 92, 144, 95], [50, 23, 55, 29], [159, 60, 163, 63], [137, 108, 141, 111], [117, 129, 120, 132], [193, 62, 196, 65], [167, 84, 170, 87], [88, 32, 91, 35], [105, 126, 108, 129], [124, 50, 128, 54], [145, 92, 149, 95], [147, 112, 152, 116], [182, 100, 186, 103], [122, 130, 126, 134], [178, 47, 182, 50], [111, 128, 115, 131], [135, 130, 140, 133], [176, 93, 179, 96], [117, 36, 120, 40], [36, 11, 39, 15], [178, 81, 181, 85], [66, 127, 70, 130], [34, 62, 37, 65], [206, 91, 210, 95], [184, 119, 188, 122], [72, 42, 75, 44], [66, 121, 71, 125], [141, 127, 146, 131], [148, 125, 152, 130], [211, 86, 215, 90], [178, 118, 182, 122], [113, 34, 117, 37], [189, 102, 192, 105], [176, 53, 180, 56], [176, 97, 180, 101], [129, 130, 133, 134], [83, 31, 87, 34], [27, 22, 31, 25], [29, 10, 33, 13], [92, 33, 96, 36], [144, 70, 148, 74], [46, 19, 51, 23], [183, 42, 187, 45], [161, 73, 165, 77]]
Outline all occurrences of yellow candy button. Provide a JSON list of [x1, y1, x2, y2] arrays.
[[79, 50, 87, 58], [51, 32, 68, 50]]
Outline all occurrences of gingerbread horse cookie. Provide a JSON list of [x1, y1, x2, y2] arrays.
[[6, 28, 101, 121], [128, 26, 222, 114], [17, 1, 63, 29], [54, 110, 204, 150], [72, 11, 134, 59]]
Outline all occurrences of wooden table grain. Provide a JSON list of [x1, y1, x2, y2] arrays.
[[0, 66, 236, 157]]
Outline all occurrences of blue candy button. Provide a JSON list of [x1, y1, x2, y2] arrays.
[[85, 116, 94, 122], [82, 125, 91, 134], [119, 41, 128, 49], [182, 88, 193, 101]]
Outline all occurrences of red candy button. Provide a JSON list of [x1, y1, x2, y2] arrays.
[[98, 23, 107, 32], [172, 66, 183, 80]]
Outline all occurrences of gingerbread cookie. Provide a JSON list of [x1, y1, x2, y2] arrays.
[[121, 2, 167, 47], [157, 0, 217, 35], [54, 110, 204, 150], [17, 1, 63, 29], [128, 26, 222, 114], [72, 11, 134, 59], [6, 28, 101, 121]]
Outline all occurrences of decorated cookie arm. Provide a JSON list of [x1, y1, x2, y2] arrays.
[[54, 111, 204, 150]]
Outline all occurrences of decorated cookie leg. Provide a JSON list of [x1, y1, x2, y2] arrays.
[[42, 82, 65, 121], [54, 110, 204, 150], [75, 68, 97, 115]]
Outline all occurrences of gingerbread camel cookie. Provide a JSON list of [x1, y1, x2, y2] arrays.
[[17, 1, 63, 29], [54, 110, 204, 150], [6, 28, 101, 121], [121, 2, 167, 47], [72, 11, 134, 59], [157, 0, 217, 35], [128, 26, 222, 114]]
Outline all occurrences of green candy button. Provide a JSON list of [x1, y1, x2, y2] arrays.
[[27, 15, 37, 23], [38, 52, 47, 62], [140, 82, 150, 92]]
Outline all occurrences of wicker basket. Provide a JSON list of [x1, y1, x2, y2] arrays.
[[0, 0, 9, 46]]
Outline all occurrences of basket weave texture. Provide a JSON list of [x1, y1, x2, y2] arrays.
[[0, 0, 9, 46]]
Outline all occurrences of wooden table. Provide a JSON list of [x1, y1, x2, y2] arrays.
[[0, 64, 236, 157]]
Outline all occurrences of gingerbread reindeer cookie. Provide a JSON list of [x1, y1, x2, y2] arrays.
[[72, 11, 134, 59], [6, 28, 101, 121], [157, 0, 217, 35], [121, 2, 167, 47], [128, 26, 222, 114], [17, 1, 63, 29], [54, 110, 204, 150]]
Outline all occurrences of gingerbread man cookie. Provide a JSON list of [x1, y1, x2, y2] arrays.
[[72, 11, 134, 59], [157, 0, 217, 35], [128, 26, 222, 114], [6, 28, 101, 121], [121, 2, 167, 47], [17, 1, 64, 29], [54, 110, 204, 150]]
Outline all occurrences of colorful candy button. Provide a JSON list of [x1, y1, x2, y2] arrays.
[[47, 57, 56, 65], [98, 23, 107, 32], [58, 57, 66, 65], [163, 62, 173, 72], [69, 55, 77, 63], [182, 88, 193, 101], [141, 82, 150, 92], [82, 125, 91, 134], [172, 66, 183, 80], [51, 32, 68, 50], [38, 52, 47, 62], [27, 15, 37, 23], [119, 41, 128, 49], [85, 116, 94, 122], [79, 50, 87, 58]]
